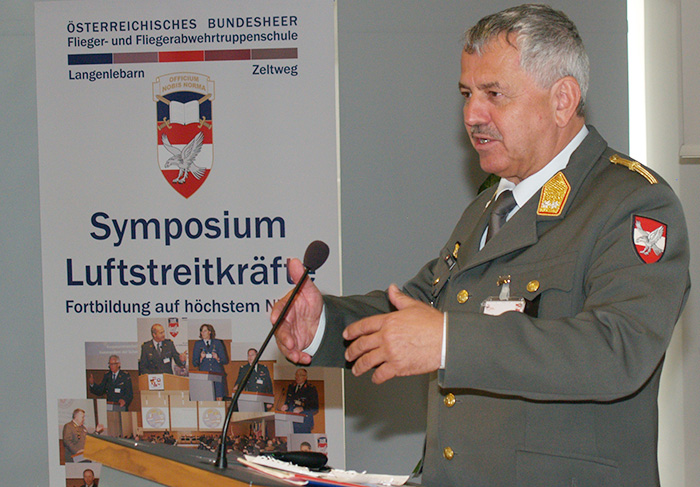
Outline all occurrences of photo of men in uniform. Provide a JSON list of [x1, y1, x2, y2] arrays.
[[139, 323, 187, 375], [279, 368, 319, 434], [61, 407, 103, 463], [88, 354, 133, 411], [232, 348, 273, 395]]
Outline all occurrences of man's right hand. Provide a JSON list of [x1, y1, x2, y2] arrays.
[[271, 258, 324, 364]]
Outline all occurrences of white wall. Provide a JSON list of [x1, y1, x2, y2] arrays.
[[639, 1, 700, 486], [639, 0, 686, 485], [679, 0, 700, 485]]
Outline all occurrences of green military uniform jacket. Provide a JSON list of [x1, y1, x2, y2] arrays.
[[312, 127, 690, 486]]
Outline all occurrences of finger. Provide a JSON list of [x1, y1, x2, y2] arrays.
[[287, 257, 306, 284], [275, 324, 298, 353], [371, 362, 398, 384], [388, 283, 418, 310], [270, 292, 292, 323], [345, 331, 383, 363], [350, 347, 387, 377], [343, 315, 384, 341]]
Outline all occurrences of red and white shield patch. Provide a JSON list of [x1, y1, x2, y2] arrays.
[[633, 216, 667, 263]]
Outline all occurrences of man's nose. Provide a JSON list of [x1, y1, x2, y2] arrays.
[[463, 96, 489, 127]]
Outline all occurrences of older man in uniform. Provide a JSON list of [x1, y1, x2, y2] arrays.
[[139, 323, 187, 375], [272, 4, 690, 486], [280, 368, 319, 433], [62, 408, 104, 463], [89, 354, 133, 411]]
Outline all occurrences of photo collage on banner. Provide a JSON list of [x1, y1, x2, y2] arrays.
[[35, 1, 341, 485]]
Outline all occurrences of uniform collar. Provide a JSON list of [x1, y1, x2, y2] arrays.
[[494, 125, 589, 214]]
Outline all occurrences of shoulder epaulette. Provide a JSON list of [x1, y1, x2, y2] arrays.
[[609, 154, 657, 184]]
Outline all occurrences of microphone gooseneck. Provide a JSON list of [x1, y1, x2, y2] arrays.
[[215, 240, 329, 469]]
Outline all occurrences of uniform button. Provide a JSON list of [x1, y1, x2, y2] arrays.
[[443, 447, 454, 460], [457, 290, 469, 303], [433, 276, 440, 286], [444, 393, 456, 407], [526, 280, 540, 292]]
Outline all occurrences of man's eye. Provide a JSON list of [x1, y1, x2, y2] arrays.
[[461, 91, 471, 99]]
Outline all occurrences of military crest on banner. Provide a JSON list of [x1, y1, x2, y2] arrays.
[[153, 73, 214, 198], [167, 317, 180, 338]]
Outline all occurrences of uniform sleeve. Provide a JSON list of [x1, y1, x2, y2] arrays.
[[171, 342, 186, 367], [192, 341, 202, 368], [62, 424, 79, 455], [89, 373, 108, 396], [217, 340, 229, 365], [123, 373, 134, 406], [441, 182, 690, 401]]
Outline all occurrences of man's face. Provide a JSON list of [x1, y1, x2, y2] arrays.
[[247, 349, 257, 365], [152, 324, 165, 342], [460, 34, 559, 183], [74, 411, 85, 426], [108, 358, 120, 373], [295, 369, 307, 385], [83, 470, 94, 485]]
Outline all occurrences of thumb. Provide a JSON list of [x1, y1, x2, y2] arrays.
[[388, 283, 414, 309]]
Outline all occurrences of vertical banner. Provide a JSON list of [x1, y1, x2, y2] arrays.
[[35, 1, 341, 485]]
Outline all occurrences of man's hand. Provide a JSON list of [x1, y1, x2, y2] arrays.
[[272, 258, 324, 364], [118, 399, 126, 407], [343, 284, 443, 384]]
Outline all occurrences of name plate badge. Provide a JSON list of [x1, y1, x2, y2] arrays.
[[481, 297, 525, 316]]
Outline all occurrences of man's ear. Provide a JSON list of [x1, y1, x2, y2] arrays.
[[551, 76, 582, 127]]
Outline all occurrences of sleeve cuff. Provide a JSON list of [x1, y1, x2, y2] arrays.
[[302, 305, 326, 357], [440, 312, 447, 369]]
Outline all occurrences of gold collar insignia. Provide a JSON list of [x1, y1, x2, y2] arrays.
[[537, 172, 570, 217]]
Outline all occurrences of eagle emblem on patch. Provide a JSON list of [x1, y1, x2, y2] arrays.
[[633, 216, 667, 263]]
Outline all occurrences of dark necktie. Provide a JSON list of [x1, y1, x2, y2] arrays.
[[486, 190, 516, 242]]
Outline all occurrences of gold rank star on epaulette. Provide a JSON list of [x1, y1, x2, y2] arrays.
[[609, 154, 658, 184]]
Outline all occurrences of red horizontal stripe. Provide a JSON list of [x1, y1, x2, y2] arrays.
[[159, 50, 205, 62], [157, 123, 213, 145]]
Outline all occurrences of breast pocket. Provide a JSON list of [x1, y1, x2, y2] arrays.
[[507, 251, 578, 319]]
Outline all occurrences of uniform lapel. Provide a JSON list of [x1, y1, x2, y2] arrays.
[[457, 126, 607, 271], [451, 188, 497, 270]]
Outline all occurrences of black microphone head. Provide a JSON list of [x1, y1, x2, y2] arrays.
[[303, 240, 330, 271]]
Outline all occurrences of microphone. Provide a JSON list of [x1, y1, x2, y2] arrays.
[[215, 240, 330, 469]]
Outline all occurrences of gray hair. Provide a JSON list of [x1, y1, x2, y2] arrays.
[[464, 4, 589, 115]]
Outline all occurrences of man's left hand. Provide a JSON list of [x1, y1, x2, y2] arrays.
[[343, 284, 443, 384]]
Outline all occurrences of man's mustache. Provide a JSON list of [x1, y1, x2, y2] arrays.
[[470, 125, 502, 141]]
